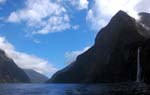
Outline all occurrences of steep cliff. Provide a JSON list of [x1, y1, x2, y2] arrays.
[[48, 11, 150, 83], [0, 49, 30, 83]]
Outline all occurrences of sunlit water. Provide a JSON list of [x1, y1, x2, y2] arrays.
[[0, 83, 150, 95]]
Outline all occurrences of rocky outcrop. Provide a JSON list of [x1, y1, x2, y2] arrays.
[[24, 69, 49, 83], [48, 10, 150, 83], [0, 49, 30, 83]]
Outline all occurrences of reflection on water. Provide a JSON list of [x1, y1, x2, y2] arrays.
[[0, 83, 150, 95]]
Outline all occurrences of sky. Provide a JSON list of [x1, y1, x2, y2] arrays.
[[0, 0, 150, 77]]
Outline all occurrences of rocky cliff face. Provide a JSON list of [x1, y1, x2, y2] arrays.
[[48, 11, 150, 83], [0, 49, 30, 83], [24, 69, 48, 83]]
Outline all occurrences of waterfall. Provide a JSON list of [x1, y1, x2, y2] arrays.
[[136, 47, 142, 83]]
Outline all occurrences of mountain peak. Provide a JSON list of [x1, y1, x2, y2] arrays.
[[95, 10, 140, 46], [115, 10, 128, 16], [109, 10, 135, 25]]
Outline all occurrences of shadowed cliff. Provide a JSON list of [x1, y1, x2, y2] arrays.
[[0, 49, 30, 83], [48, 10, 150, 83]]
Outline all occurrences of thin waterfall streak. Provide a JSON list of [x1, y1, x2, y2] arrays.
[[136, 47, 141, 83]]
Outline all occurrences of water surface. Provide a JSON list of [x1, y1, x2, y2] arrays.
[[0, 83, 150, 95]]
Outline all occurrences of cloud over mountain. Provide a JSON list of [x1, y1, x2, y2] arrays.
[[0, 36, 57, 76], [65, 46, 90, 64], [86, 0, 150, 31]]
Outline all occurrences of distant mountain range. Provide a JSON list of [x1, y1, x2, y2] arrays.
[[24, 69, 49, 83], [48, 10, 150, 83]]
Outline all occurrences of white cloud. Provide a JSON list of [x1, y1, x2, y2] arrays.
[[86, 0, 150, 31], [69, 0, 89, 10], [72, 25, 79, 30], [65, 46, 90, 64], [8, 12, 20, 22], [78, 0, 89, 10], [7, 0, 71, 35], [33, 39, 41, 44], [86, 9, 108, 30], [0, 0, 6, 4], [135, 0, 150, 13], [0, 36, 57, 76], [32, 15, 71, 34]]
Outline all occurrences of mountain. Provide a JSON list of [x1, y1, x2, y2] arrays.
[[0, 49, 30, 83], [139, 12, 150, 28], [48, 10, 150, 83], [24, 69, 49, 83]]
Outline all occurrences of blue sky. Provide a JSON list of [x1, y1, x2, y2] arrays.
[[0, 0, 149, 77]]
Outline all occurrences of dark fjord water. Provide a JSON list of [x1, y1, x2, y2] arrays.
[[0, 83, 150, 95]]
